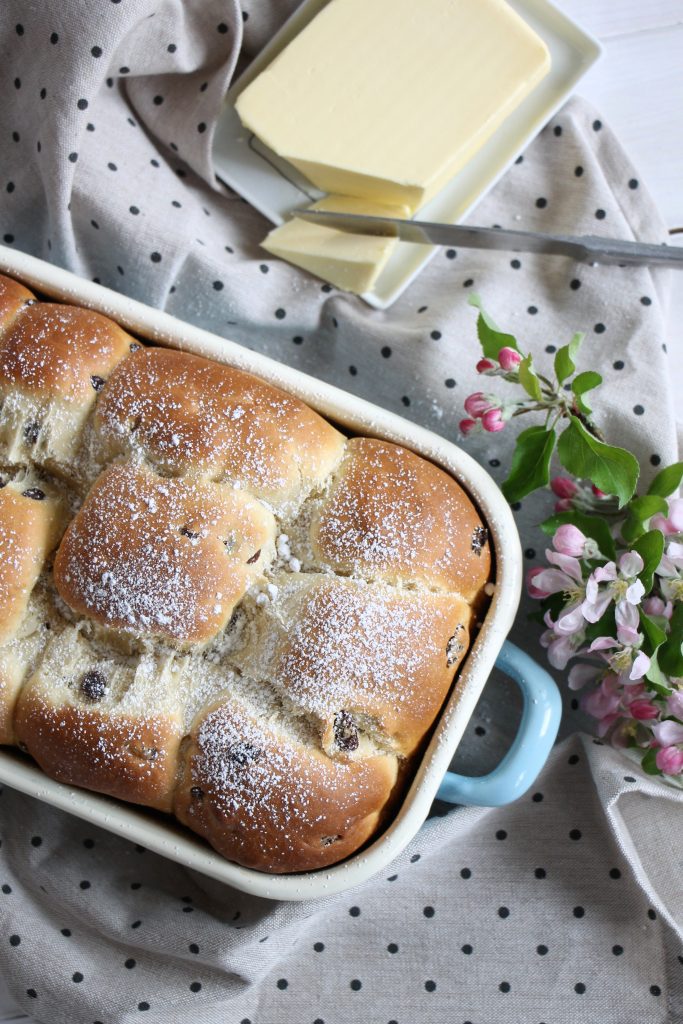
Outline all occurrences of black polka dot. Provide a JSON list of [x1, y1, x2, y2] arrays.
[[349, 906, 361, 917], [593, 119, 602, 131], [463, 278, 474, 287], [198, 123, 207, 134], [26, 989, 36, 998], [594, 323, 605, 334], [313, 942, 325, 952], [461, 944, 473, 955], [496, 830, 507, 841], [9, 935, 20, 947], [624, 776, 636, 783], [50, 32, 59, 43], [86, 123, 95, 132], [276, 978, 288, 990], [444, 378, 456, 389], [633, 405, 644, 416], [1, 885, 11, 894], [77, 98, 88, 110], [129, 206, 140, 216], [212, 280, 224, 291], [629, 178, 639, 189], [107, 162, 117, 172], [3, 235, 14, 244], [445, 249, 456, 260], [138, 1002, 150, 1011], [595, 208, 606, 220], [106, 77, 113, 88], [348, 365, 357, 376], [423, 906, 435, 918], [460, 868, 471, 879], [190, 982, 202, 993], [167, 43, 177, 52], [650, 985, 661, 996], [515, 155, 524, 164], [499, 982, 511, 993], [545, 344, 556, 353], [153, 95, 164, 106], [650, 454, 661, 466], [536, 197, 547, 209], [489, 459, 500, 468], [537, 945, 548, 955], [31, 835, 42, 847], [125, 958, 136, 969], [612, 945, 624, 956], [61, 928, 71, 937], [532, 792, 544, 802], [553, 125, 562, 137], [119, 66, 130, 74], [573, 906, 585, 918], [609, 868, 621, 879], [387, 943, 399, 953], [570, 698, 579, 710], [90, 220, 99, 230], [568, 754, 580, 765], [535, 868, 546, 879], [79, 880, 91, 890], [91, 45, 103, 57], [131, 920, 141, 929], [524, 548, 536, 559], [575, 983, 586, 994], [350, 979, 362, 991], [431, 330, 442, 340], [401, 396, 410, 406], [68, 152, 78, 163], [613, 360, 624, 370], [275, 308, 286, 320], [72, 972, 83, 983], [510, 259, 521, 269], [475, 725, 486, 736], [498, 907, 510, 919], [217, 22, 229, 33], [570, 279, 581, 290], [648, 909, 657, 920], [381, 346, 392, 358], [150, 252, 162, 263], [640, 295, 652, 306]]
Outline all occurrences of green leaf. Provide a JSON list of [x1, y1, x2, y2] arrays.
[[641, 746, 662, 776], [631, 530, 665, 593], [622, 496, 669, 544], [518, 354, 543, 400], [540, 509, 616, 562], [659, 604, 683, 677], [647, 461, 683, 498], [556, 416, 639, 509], [554, 333, 584, 384], [639, 608, 667, 656], [468, 295, 520, 361], [572, 371, 603, 396], [502, 426, 556, 505]]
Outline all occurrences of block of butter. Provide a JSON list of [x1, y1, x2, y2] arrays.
[[235, 0, 551, 213], [262, 196, 409, 294]]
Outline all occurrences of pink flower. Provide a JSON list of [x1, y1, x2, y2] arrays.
[[554, 498, 574, 513], [628, 699, 659, 721], [464, 392, 493, 418], [588, 635, 651, 683], [581, 675, 621, 722], [642, 596, 673, 620], [656, 540, 683, 602], [498, 346, 521, 370], [551, 477, 578, 499], [666, 690, 683, 719], [582, 551, 645, 624], [552, 524, 586, 558], [567, 663, 602, 691], [650, 498, 683, 537], [481, 408, 505, 433], [652, 720, 683, 746], [476, 358, 496, 373], [459, 418, 478, 436], [656, 746, 683, 774], [540, 609, 586, 669], [526, 567, 549, 599]]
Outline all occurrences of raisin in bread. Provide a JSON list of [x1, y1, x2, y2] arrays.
[[0, 271, 491, 873]]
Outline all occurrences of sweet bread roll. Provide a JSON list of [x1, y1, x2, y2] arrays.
[[0, 271, 492, 873]]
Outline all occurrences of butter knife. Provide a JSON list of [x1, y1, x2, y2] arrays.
[[295, 210, 683, 268]]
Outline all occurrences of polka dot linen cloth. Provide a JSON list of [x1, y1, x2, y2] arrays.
[[0, 3, 681, 1023]]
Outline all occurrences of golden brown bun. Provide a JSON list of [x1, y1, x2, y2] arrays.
[[175, 692, 398, 873], [95, 347, 346, 507], [0, 274, 35, 331], [0, 270, 492, 873], [236, 575, 471, 759], [312, 438, 491, 599], [53, 464, 276, 646]]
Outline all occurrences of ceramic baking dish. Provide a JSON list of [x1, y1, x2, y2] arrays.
[[0, 245, 561, 900]]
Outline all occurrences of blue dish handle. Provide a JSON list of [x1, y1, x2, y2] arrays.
[[436, 640, 562, 807]]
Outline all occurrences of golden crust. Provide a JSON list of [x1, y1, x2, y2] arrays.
[[175, 693, 398, 873], [53, 464, 276, 646], [95, 347, 346, 505], [0, 482, 65, 644], [312, 438, 491, 599], [0, 302, 134, 403], [0, 274, 35, 332]]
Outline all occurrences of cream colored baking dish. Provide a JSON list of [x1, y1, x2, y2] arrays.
[[0, 245, 560, 900]]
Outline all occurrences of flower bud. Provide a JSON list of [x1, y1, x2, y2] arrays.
[[459, 418, 477, 436], [476, 358, 496, 373], [498, 346, 522, 370], [591, 484, 608, 499], [481, 408, 505, 433], [526, 567, 549, 599], [629, 699, 659, 721], [655, 745, 683, 775], [464, 392, 492, 418], [552, 524, 586, 557], [554, 498, 573, 513], [551, 476, 578, 499]]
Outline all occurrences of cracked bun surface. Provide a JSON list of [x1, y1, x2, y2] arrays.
[[0, 270, 492, 873]]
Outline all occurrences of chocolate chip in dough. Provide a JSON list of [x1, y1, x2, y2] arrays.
[[246, 549, 261, 565], [471, 525, 488, 556], [334, 711, 359, 752], [446, 626, 465, 666], [23, 422, 40, 444], [321, 835, 342, 847], [80, 670, 107, 701], [90, 375, 105, 392], [180, 526, 199, 539], [227, 742, 261, 766], [190, 786, 204, 800], [22, 488, 45, 501]]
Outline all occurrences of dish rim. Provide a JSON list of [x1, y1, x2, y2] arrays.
[[0, 245, 522, 900]]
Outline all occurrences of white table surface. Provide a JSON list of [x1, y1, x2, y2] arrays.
[[1, 2, 681, 1020]]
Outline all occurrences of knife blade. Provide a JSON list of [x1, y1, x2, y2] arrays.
[[294, 210, 683, 269]]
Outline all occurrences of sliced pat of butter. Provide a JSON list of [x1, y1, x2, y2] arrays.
[[262, 196, 410, 294], [235, 0, 551, 212]]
